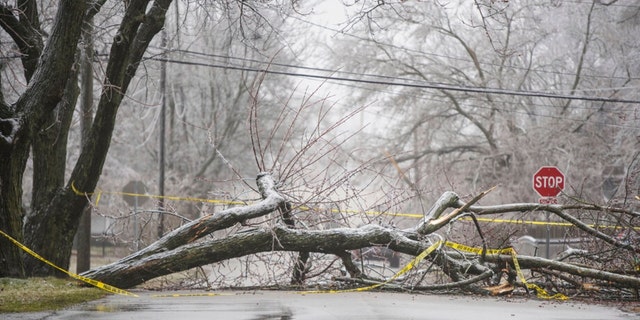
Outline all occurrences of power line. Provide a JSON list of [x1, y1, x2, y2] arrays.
[[5, 47, 638, 106], [147, 44, 640, 88], [151, 47, 422, 85], [154, 47, 640, 112], [306, 77, 639, 130], [151, 56, 640, 105]]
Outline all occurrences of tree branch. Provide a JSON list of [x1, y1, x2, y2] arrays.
[[415, 187, 495, 235], [82, 223, 416, 288], [0, 4, 43, 81], [81, 173, 284, 271], [461, 202, 638, 252], [484, 253, 640, 289]]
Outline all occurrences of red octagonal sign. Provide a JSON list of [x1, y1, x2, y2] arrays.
[[533, 166, 565, 198]]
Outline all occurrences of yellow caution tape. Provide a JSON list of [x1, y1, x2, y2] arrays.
[[300, 241, 443, 294], [508, 249, 568, 300], [0, 229, 137, 297], [72, 183, 634, 230], [71, 182, 635, 231], [444, 241, 511, 255], [71, 181, 245, 207], [301, 240, 568, 300], [151, 292, 229, 298], [443, 241, 568, 300]]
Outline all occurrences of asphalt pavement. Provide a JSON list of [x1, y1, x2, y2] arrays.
[[4, 290, 638, 320]]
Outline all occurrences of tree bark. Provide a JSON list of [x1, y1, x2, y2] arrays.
[[85, 219, 640, 290], [78, 182, 640, 295], [0, 0, 86, 278], [24, 48, 80, 277], [83, 223, 418, 288], [22, 0, 173, 277]]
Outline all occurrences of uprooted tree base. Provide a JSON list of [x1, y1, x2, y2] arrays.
[[80, 173, 640, 300]]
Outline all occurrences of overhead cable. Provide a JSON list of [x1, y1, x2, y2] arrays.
[[151, 57, 640, 105]]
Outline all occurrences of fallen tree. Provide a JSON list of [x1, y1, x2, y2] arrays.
[[80, 172, 640, 299]]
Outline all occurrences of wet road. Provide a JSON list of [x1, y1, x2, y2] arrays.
[[4, 290, 638, 320]]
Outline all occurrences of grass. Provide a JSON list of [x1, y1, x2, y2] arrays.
[[0, 277, 109, 313]]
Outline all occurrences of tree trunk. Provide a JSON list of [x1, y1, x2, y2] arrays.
[[24, 52, 80, 277], [21, 0, 172, 277], [77, 178, 640, 296], [82, 173, 285, 282], [0, 138, 30, 278], [83, 224, 416, 289], [0, 0, 86, 278]]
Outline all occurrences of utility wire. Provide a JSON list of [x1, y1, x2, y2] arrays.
[[157, 47, 640, 108], [3, 49, 638, 105], [151, 56, 640, 105]]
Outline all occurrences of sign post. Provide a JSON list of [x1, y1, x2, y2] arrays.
[[532, 166, 565, 258], [533, 166, 565, 204]]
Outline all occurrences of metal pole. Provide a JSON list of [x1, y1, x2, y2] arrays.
[[134, 183, 139, 252], [545, 211, 550, 259], [158, 28, 167, 239]]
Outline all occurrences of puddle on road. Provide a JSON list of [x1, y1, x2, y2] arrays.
[[75, 296, 295, 319], [253, 306, 293, 320], [81, 303, 145, 313]]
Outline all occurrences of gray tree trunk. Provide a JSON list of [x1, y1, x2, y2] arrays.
[[0, 0, 173, 277], [81, 174, 640, 293]]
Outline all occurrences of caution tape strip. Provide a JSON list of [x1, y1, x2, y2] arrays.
[[2, 223, 568, 300], [444, 241, 511, 255], [444, 241, 568, 300], [151, 292, 230, 298], [0, 229, 137, 297], [301, 240, 568, 300], [71, 181, 245, 207], [71, 183, 636, 229], [300, 241, 443, 294]]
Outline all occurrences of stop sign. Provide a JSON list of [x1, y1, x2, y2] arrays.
[[122, 180, 149, 207], [533, 166, 565, 197]]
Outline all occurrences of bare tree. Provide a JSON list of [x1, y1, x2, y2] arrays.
[[0, 0, 298, 278], [0, 0, 173, 277], [80, 164, 640, 298], [75, 75, 640, 301], [313, 0, 639, 207]]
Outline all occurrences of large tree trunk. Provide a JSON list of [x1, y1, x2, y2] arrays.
[[84, 224, 418, 289], [22, 0, 172, 277], [0, 0, 173, 277], [24, 53, 80, 276], [82, 173, 286, 285], [0, 0, 86, 278], [0, 1, 44, 277], [80, 175, 640, 296], [0, 134, 30, 278]]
